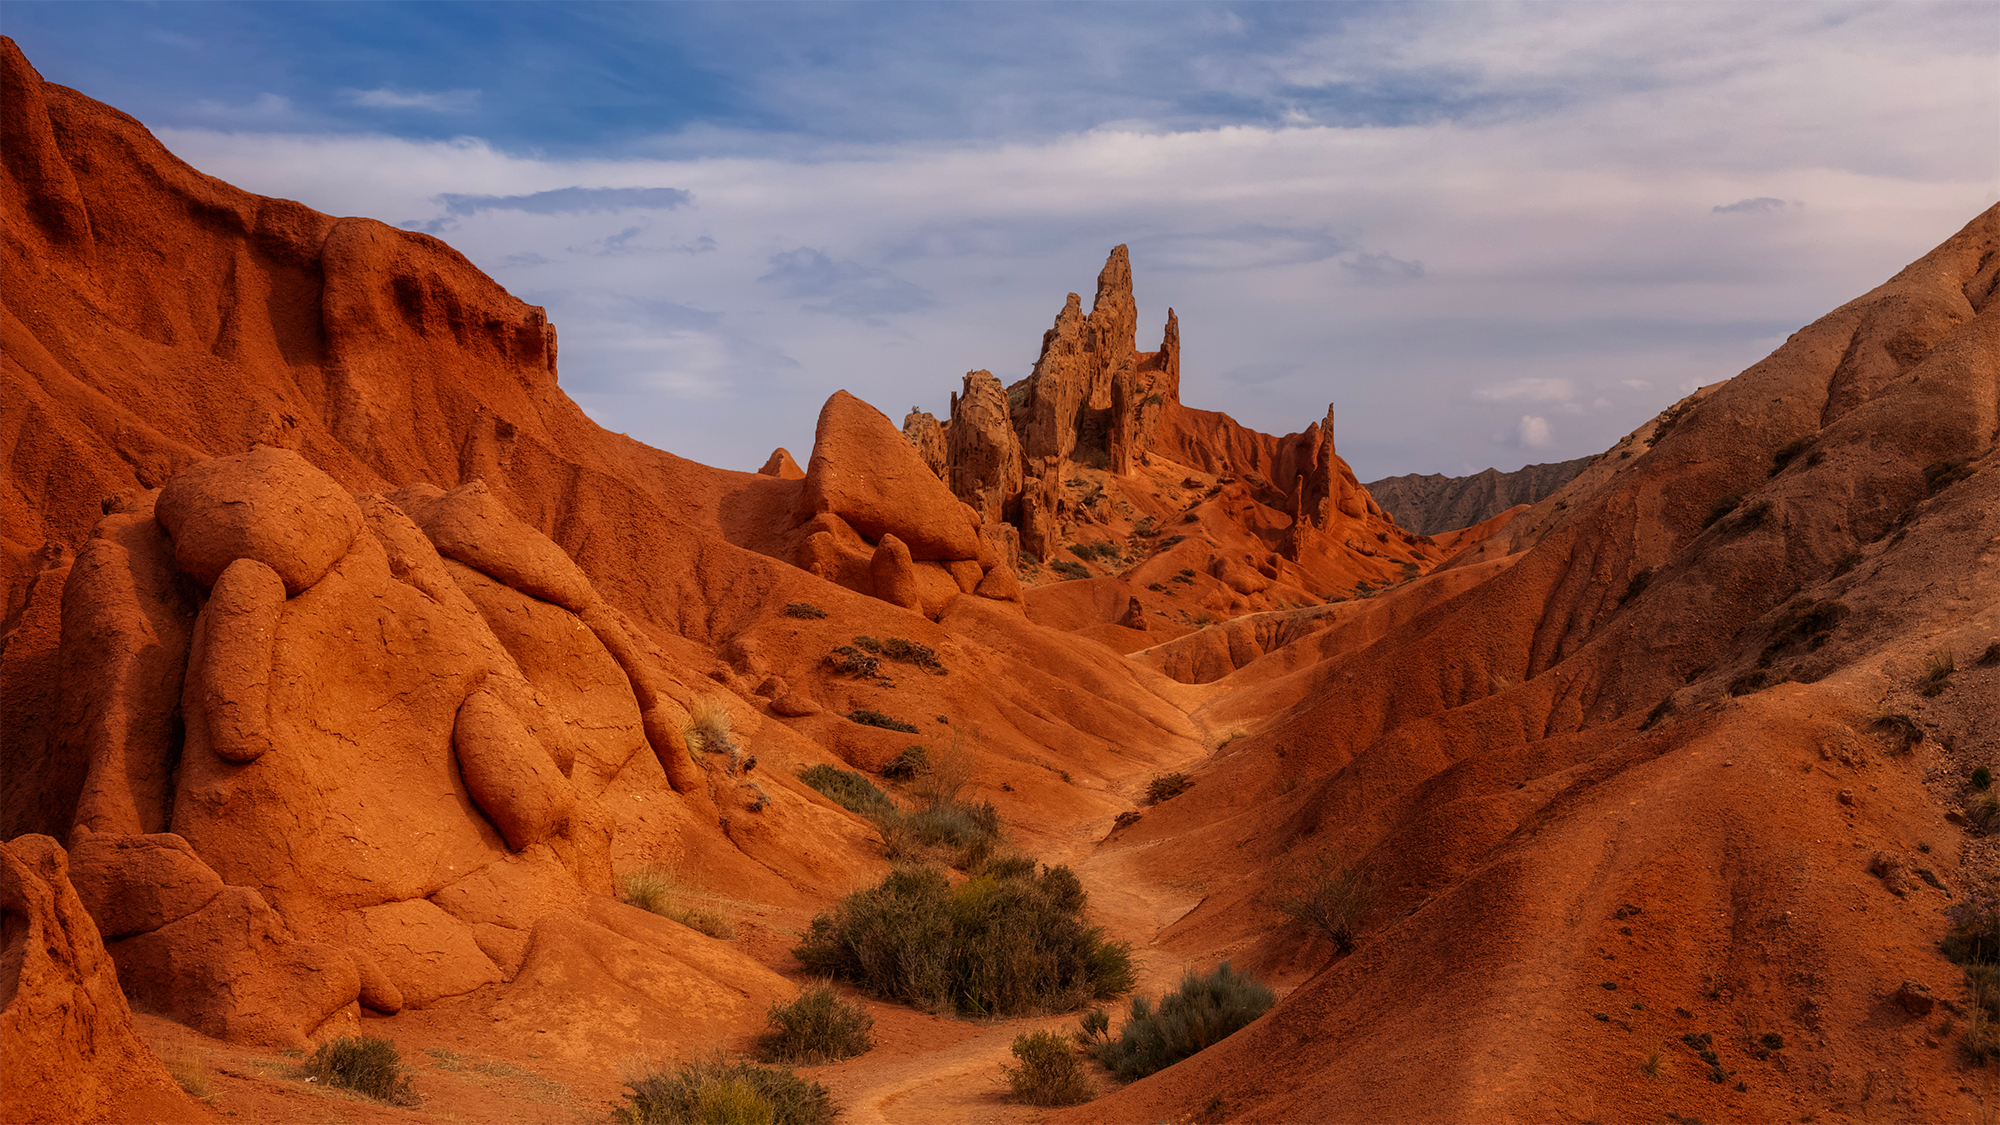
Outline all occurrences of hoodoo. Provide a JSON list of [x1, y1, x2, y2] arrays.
[[3, 32, 1997, 1125]]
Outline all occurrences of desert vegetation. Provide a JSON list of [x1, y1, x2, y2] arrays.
[[1004, 1030, 1093, 1106], [300, 1036, 417, 1106], [613, 1056, 835, 1125], [616, 867, 737, 939], [783, 601, 828, 619], [758, 983, 874, 1065], [848, 708, 918, 733], [792, 861, 1133, 1017], [1269, 845, 1379, 953], [1084, 962, 1274, 1082], [1146, 772, 1192, 802]]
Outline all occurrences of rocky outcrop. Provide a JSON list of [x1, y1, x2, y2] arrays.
[[1364, 456, 1594, 535], [758, 447, 805, 479], [901, 409, 947, 478], [31, 445, 800, 1046], [946, 371, 1024, 525], [1, 835, 197, 1125]]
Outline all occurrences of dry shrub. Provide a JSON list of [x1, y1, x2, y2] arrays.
[[614, 1055, 834, 1125], [1090, 962, 1274, 1082], [301, 1036, 416, 1106], [1004, 1030, 1092, 1106], [792, 863, 1132, 1018], [1270, 846, 1378, 953], [759, 983, 874, 1065], [1146, 773, 1192, 803]]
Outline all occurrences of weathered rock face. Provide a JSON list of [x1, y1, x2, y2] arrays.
[[901, 409, 947, 478], [946, 370, 1025, 524], [1, 835, 197, 1125], [36, 446, 792, 1047]]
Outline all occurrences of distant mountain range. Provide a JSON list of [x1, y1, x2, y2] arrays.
[[1364, 456, 1594, 535]]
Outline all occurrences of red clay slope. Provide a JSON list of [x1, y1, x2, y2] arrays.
[[1057, 205, 2000, 1123]]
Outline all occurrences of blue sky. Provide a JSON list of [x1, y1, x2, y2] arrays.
[[8, 2, 1997, 478]]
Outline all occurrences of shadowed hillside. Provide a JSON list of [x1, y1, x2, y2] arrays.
[[1365, 455, 1594, 535]]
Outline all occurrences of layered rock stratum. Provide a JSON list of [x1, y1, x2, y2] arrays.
[[3, 35, 1997, 1125]]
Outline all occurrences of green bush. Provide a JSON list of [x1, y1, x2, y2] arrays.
[[825, 645, 882, 678], [1269, 847, 1378, 953], [1049, 559, 1091, 580], [1976, 767, 1994, 791], [1091, 962, 1274, 1082], [300, 1036, 417, 1106], [759, 983, 874, 1065], [793, 862, 1133, 1018], [784, 602, 828, 620], [1005, 1030, 1092, 1106], [849, 709, 919, 734], [613, 1056, 834, 1125], [797, 765, 897, 820], [1146, 773, 1192, 803]]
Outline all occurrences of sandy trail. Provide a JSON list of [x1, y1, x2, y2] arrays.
[[803, 716, 1224, 1124]]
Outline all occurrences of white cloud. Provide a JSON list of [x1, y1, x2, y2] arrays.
[[339, 87, 481, 113], [146, 2, 1998, 478], [1473, 378, 1574, 403]]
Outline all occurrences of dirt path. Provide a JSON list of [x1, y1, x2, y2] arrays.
[[804, 719, 1224, 1124]]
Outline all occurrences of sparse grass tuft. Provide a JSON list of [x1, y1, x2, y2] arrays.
[[1972, 795, 2000, 835], [784, 602, 828, 619], [1004, 1031, 1093, 1106], [613, 1056, 834, 1125], [792, 862, 1133, 1018], [617, 867, 736, 939], [759, 983, 874, 1065], [1050, 559, 1091, 580], [1870, 710, 1924, 754], [797, 764, 896, 820], [1090, 962, 1274, 1082], [1146, 773, 1192, 803], [1975, 767, 1993, 791], [685, 695, 736, 756], [1920, 650, 1955, 697], [849, 709, 918, 734], [1269, 846, 1379, 953], [163, 1045, 212, 1100], [300, 1036, 417, 1106]]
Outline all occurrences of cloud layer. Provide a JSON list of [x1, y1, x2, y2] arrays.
[[10, 2, 1995, 477]]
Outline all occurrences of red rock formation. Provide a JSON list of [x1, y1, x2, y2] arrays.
[[757, 447, 805, 479], [900, 408, 947, 478], [945, 370, 1024, 525], [1, 835, 203, 1125]]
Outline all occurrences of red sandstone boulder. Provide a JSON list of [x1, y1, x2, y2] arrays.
[[801, 391, 981, 560]]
